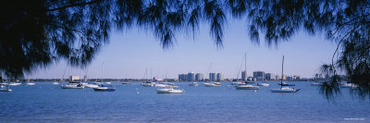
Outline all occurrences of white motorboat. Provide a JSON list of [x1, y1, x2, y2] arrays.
[[271, 87, 300, 93], [155, 83, 172, 87], [257, 82, 270, 86], [235, 84, 259, 90], [85, 82, 99, 88], [189, 82, 198, 86], [142, 81, 155, 87], [61, 81, 85, 89], [341, 83, 358, 88], [157, 88, 184, 94], [53, 81, 59, 85], [8, 82, 21, 86], [214, 82, 221, 85], [231, 82, 248, 85], [161, 82, 174, 85], [0, 82, 9, 85], [93, 85, 115, 91], [203, 82, 221, 87]]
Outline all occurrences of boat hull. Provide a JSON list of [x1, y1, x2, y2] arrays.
[[93, 88, 115, 92], [271, 89, 300, 93], [0, 89, 12, 92], [278, 84, 295, 86], [61, 85, 85, 89], [157, 88, 184, 94], [235, 86, 259, 90]]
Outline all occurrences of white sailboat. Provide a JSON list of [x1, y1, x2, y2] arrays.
[[141, 68, 155, 87], [235, 53, 259, 90], [271, 56, 300, 93]]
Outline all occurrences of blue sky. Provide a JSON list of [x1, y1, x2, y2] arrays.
[[29, 18, 337, 79]]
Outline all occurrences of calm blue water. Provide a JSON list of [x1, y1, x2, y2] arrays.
[[0, 81, 369, 122]]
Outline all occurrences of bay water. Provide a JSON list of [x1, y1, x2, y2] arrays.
[[0, 82, 369, 122]]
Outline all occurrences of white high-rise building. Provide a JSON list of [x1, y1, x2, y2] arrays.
[[216, 73, 224, 81]]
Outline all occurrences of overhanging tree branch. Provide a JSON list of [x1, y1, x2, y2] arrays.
[[47, 0, 102, 12]]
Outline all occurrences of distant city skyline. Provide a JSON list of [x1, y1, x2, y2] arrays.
[[24, 19, 337, 79]]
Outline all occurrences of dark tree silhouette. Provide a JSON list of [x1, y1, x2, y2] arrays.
[[0, 0, 369, 98]]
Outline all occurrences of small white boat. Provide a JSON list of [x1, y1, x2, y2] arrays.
[[157, 88, 184, 94], [93, 85, 115, 91], [203, 82, 221, 87], [168, 85, 179, 88], [26, 82, 36, 85], [235, 84, 259, 90], [0, 88, 12, 92], [257, 82, 270, 86], [231, 82, 247, 85], [0, 82, 9, 85], [0, 85, 12, 92], [142, 81, 155, 87], [341, 83, 358, 88], [8, 82, 21, 86], [85, 82, 99, 88], [189, 82, 198, 86], [214, 82, 221, 85], [161, 82, 174, 85], [52, 82, 59, 85], [155, 83, 172, 87], [61, 81, 85, 89], [105, 82, 112, 84], [271, 87, 300, 93]]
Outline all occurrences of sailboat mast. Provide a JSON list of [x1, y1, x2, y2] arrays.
[[244, 53, 246, 75], [281, 55, 284, 84]]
